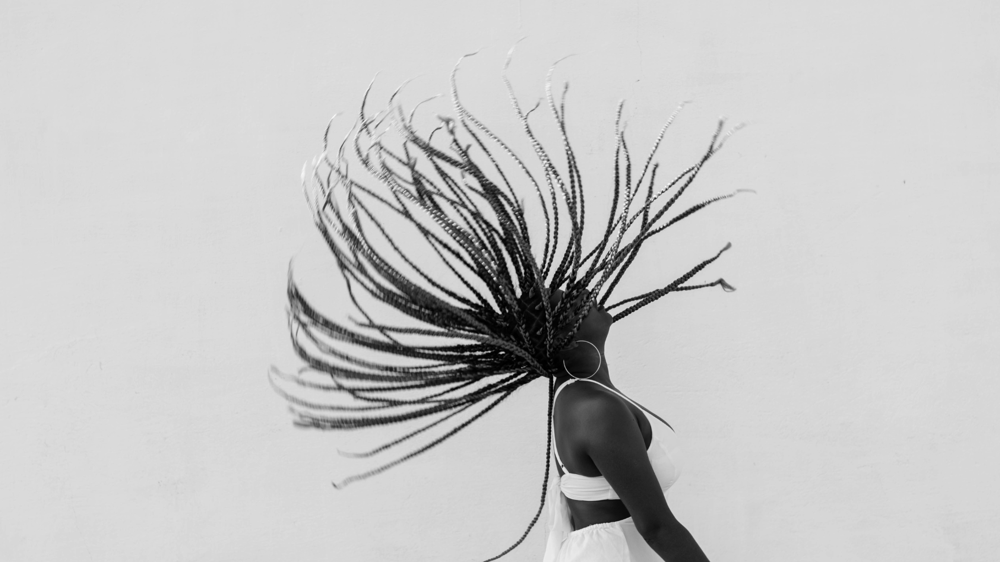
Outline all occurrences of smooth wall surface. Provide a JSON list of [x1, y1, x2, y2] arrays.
[[2, 1, 998, 561]]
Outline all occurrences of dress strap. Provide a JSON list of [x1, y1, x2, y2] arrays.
[[550, 379, 579, 471], [574, 378, 674, 432]]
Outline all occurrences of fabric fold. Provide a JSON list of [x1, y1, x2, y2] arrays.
[[543, 472, 573, 562]]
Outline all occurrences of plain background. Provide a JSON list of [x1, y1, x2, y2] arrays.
[[2, 1, 999, 561]]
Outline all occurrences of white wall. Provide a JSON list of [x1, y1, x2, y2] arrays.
[[2, 1, 998, 561]]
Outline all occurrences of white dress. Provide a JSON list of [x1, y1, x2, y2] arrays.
[[543, 379, 683, 562]]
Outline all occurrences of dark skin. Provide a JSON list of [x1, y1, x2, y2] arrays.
[[551, 289, 711, 562]]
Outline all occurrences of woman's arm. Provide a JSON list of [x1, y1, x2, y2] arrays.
[[575, 393, 711, 562]]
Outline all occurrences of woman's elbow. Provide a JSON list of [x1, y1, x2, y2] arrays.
[[637, 521, 681, 547], [637, 521, 709, 561], [635, 517, 681, 544]]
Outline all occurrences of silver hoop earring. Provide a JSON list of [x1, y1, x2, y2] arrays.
[[562, 340, 602, 379]]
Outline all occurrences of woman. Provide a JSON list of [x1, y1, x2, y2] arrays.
[[274, 53, 742, 561], [545, 288, 710, 561]]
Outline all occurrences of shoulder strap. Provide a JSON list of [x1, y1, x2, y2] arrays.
[[550, 379, 578, 471], [575, 379, 674, 431]]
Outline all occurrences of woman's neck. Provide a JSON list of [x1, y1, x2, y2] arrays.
[[554, 360, 613, 388]]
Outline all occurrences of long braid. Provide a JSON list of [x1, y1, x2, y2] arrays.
[[275, 54, 745, 561], [480, 375, 556, 562]]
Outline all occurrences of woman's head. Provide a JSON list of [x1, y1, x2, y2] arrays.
[[514, 283, 608, 369], [547, 287, 613, 354]]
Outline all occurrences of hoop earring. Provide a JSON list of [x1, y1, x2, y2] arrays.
[[562, 340, 602, 379]]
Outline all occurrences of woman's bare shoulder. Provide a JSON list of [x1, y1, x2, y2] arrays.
[[555, 382, 634, 432]]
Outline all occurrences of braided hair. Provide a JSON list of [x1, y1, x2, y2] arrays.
[[273, 52, 746, 561]]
